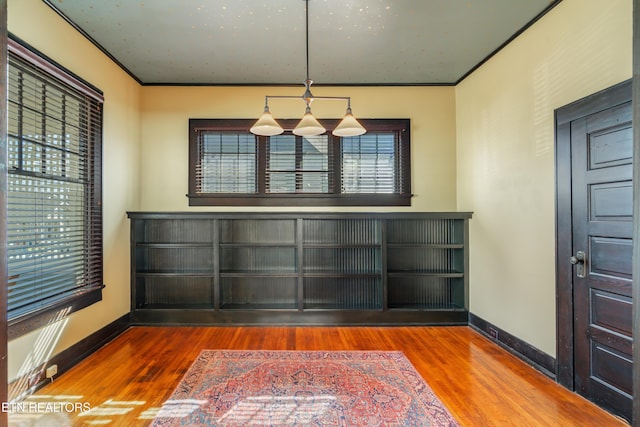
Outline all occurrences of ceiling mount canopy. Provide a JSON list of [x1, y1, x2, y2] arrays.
[[250, 0, 366, 138]]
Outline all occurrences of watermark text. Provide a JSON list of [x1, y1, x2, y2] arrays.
[[2, 401, 91, 413]]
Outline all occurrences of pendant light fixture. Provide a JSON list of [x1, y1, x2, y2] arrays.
[[250, 0, 366, 138]]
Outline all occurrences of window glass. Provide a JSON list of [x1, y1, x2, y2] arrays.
[[199, 132, 256, 193]]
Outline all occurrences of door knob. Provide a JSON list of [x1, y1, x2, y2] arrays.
[[570, 251, 585, 264], [570, 250, 586, 278]]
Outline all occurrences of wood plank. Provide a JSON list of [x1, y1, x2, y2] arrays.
[[20, 326, 628, 426]]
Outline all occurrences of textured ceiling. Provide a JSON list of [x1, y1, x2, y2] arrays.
[[44, 0, 560, 85]]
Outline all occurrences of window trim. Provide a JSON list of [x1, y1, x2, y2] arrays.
[[188, 118, 411, 206], [8, 35, 104, 103], [7, 36, 104, 339]]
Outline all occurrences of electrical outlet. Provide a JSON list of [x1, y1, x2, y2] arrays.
[[45, 364, 58, 379], [488, 327, 498, 340]]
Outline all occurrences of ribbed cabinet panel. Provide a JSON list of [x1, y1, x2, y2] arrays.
[[304, 277, 382, 310], [303, 248, 381, 274], [140, 219, 213, 243], [219, 218, 297, 307], [386, 218, 466, 309], [388, 277, 464, 309], [302, 218, 382, 309], [220, 247, 297, 273], [136, 247, 214, 273], [219, 219, 295, 244], [220, 277, 297, 308], [303, 218, 381, 245], [387, 247, 462, 273], [139, 276, 213, 307], [386, 218, 463, 245]]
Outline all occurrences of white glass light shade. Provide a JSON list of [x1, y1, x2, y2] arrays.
[[250, 109, 284, 136], [293, 108, 326, 136], [333, 110, 366, 137]]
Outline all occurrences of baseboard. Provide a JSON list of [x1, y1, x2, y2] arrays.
[[469, 312, 557, 380], [9, 313, 130, 401], [130, 308, 468, 326]]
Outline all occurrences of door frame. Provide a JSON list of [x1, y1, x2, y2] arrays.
[[555, 79, 633, 391]]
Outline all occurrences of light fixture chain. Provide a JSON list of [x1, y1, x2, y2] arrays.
[[250, 0, 366, 137], [305, 0, 310, 82]]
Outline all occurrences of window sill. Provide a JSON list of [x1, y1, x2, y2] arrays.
[[187, 193, 412, 207], [8, 285, 104, 340]]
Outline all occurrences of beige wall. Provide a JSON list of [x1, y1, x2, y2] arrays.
[[140, 85, 457, 212], [7, 0, 141, 381], [455, 0, 632, 355]]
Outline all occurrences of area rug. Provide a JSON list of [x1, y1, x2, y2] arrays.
[[151, 350, 459, 427]]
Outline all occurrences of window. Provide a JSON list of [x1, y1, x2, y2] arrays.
[[188, 119, 411, 206], [267, 134, 330, 193], [7, 39, 104, 337]]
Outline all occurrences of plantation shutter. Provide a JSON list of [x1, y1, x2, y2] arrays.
[[7, 40, 104, 327]]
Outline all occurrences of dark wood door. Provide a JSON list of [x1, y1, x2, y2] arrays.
[[570, 99, 633, 421]]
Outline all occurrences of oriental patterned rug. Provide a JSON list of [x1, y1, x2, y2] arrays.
[[151, 350, 459, 427]]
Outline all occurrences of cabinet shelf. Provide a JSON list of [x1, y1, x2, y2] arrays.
[[303, 243, 381, 248], [136, 243, 213, 248], [220, 271, 298, 277], [303, 304, 383, 311], [387, 243, 464, 249], [303, 272, 381, 278], [137, 271, 214, 276], [139, 303, 214, 309], [128, 212, 471, 325], [388, 304, 466, 311], [220, 243, 297, 248], [388, 270, 464, 277], [220, 303, 298, 310]]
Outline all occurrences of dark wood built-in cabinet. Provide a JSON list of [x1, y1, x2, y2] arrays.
[[128, 212, 472, 325]]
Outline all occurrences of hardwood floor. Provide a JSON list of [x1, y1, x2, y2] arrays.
[[15, 326, 628, 426]]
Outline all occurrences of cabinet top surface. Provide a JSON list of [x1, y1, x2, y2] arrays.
[[127, 211, 473, 220]]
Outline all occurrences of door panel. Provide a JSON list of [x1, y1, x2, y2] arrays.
[[590, 182, 633, 220], [571, 100, 633, 420], [590, 237, 632, 280], [588, 123, 633, 169], [592, 290, 633, 334]]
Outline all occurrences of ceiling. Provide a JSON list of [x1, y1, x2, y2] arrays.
[[43, 0, 560, 86]]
